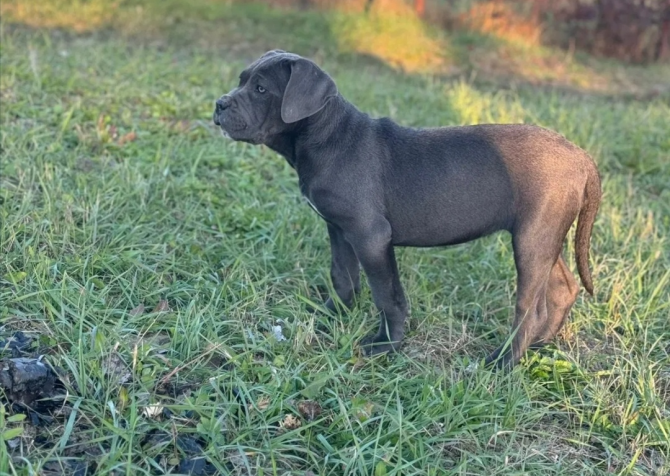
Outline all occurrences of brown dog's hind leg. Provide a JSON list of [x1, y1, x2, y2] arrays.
[[531, 254, 579, 346], [486, 222, 565, 368]]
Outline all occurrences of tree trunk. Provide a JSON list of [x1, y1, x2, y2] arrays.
[[659, 19, 670, 61]]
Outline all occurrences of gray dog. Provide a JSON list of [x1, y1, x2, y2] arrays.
[[213, 50, 601, 367]]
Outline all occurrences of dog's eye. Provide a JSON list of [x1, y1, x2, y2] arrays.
[[256, 85, 266, 94]]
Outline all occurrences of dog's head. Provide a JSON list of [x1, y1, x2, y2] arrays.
[[213, 50, 338, 144]]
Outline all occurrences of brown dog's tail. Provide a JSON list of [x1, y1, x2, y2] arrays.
[[575, 165, 601, 296]]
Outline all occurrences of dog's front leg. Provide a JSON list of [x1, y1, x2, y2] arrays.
[[345, 219, 408, 355], [325, 223, 360, 313]]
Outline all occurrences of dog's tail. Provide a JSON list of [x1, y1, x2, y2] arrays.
[[575, 164, 601, 296]]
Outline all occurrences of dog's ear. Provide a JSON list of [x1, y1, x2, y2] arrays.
[[281, 58, 338, 124]]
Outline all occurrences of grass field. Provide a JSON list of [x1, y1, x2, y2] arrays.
[[1, 1, 669, 475]]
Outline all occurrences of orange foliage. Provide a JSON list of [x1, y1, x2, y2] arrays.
[[456, 2, 543, 46]]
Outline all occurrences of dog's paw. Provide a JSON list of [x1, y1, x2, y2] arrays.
[[484, 347, 516, 370], [324, 296, 356, 315], [324, 297, 340, 314], [315, 313, 342, 337], [304, 299, 333, 316], [359, 333, 402, 356]]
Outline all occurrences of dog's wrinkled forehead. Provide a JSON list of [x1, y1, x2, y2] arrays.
[[241, 50, 300, 82]]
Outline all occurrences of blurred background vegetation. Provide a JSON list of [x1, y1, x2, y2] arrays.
[[3, 0, 668, 97], [284, 0, 670, 64]]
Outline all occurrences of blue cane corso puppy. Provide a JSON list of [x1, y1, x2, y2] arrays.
[[213, 50, 601, 367]]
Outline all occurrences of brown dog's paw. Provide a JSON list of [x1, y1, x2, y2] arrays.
[[484, 345, 516, 370], [359, 334, 402, 356]]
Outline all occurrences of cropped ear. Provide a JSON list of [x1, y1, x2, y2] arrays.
[[281, 58, 338, 124]]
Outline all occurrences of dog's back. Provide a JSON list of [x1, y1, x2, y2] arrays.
[[377, 121, 516, 246], [377, 120, 600, 295], [378, 122, 597, 247]]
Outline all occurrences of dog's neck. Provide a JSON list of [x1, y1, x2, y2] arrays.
[[264, 95, 361, 170]]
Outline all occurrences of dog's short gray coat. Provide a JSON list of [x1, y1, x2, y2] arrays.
[[213, 50, 601, 367]]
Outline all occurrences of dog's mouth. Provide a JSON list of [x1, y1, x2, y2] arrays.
[[217, 123, 248, 141], [213, 112, 246, 137], [216, 122, 262, 145], [213, 111, 265, 145]]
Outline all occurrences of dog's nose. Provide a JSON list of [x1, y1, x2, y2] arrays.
[[215, 96, 232, 113]]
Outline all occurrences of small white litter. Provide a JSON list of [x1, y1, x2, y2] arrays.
[[271, 325, 287, 342], [143, 403, 163, 418]]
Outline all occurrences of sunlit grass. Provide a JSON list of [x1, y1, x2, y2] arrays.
[[0, 0, 119, 33], [331, 0, 450, 74], [448, 81, 526, 125]]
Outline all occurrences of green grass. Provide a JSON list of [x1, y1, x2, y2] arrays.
[[1, 1, 669, 475]]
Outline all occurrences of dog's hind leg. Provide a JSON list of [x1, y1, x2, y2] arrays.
[[531, 254, 579, 346], [486, 221, 565, 368]]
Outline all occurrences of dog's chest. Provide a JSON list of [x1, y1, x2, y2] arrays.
[[302, 194, 326, 219], [299, 182, 327, 220]]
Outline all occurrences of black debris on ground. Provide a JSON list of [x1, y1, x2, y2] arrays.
[[0, 331, 34, 358], [177, 458, 219, 476], [0, 357, 56, 407]]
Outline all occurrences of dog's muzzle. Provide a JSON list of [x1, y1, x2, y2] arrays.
[[213, 95, 232, 126], [213, 95, 247, 135]]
